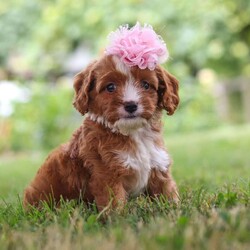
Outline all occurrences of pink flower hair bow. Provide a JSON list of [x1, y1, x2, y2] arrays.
[[105, 22, 169, 71]]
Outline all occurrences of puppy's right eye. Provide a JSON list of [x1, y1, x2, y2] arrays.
[[106, 83, 116, 93], [141, 80, 150, 90]]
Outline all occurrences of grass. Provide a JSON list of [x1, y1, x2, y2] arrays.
[[0, 124, 250, 249]]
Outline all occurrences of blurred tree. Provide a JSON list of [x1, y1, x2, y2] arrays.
[[0, 0, 249, 80], [9, 83, 76, 151], [0, 0, 42, 65]]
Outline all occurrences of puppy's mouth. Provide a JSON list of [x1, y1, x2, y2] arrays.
[[86, 112, 147, 136], [114, 116, 148, 136], [123, 114, 138, 119]]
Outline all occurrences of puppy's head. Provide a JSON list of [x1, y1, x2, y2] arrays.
[[73, 55, 179, 134]]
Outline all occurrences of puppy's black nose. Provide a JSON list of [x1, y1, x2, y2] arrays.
[[124, 101, 138, 113]]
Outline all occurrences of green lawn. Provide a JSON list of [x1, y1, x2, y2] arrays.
[[0, 125, 250, 249]]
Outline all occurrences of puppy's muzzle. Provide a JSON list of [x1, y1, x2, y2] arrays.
[[124, 101, 138, 114]]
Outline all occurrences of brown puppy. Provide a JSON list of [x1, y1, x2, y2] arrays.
[[23, 54, 179, 211]]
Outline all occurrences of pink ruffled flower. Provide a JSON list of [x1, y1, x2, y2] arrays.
[[105, 22, 169, 70]]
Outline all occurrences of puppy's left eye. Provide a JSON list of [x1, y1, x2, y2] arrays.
[[141, 80, 150, 90], [106, 83, 116, 93]]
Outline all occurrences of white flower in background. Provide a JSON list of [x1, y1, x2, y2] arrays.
[[0, 81, 30, 117]]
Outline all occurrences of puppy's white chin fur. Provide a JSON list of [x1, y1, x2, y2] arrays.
[[86, 112, 147, 136], [113, 117, 148, 136]]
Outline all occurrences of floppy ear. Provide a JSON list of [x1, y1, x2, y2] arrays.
[[156, 66, 179, 115], [73, 61, 97, 115]]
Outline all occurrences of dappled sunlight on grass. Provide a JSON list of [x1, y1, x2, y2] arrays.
[[165, 124, 250, 189], [0, 152, 46, 203]]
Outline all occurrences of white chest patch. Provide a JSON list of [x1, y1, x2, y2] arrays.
[[116, 127, 171, 196]]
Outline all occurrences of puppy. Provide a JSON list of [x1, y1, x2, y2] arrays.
[[23, 24, 180, 211]]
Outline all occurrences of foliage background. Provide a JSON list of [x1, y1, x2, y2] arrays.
[[0, 0, 249, 150]]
